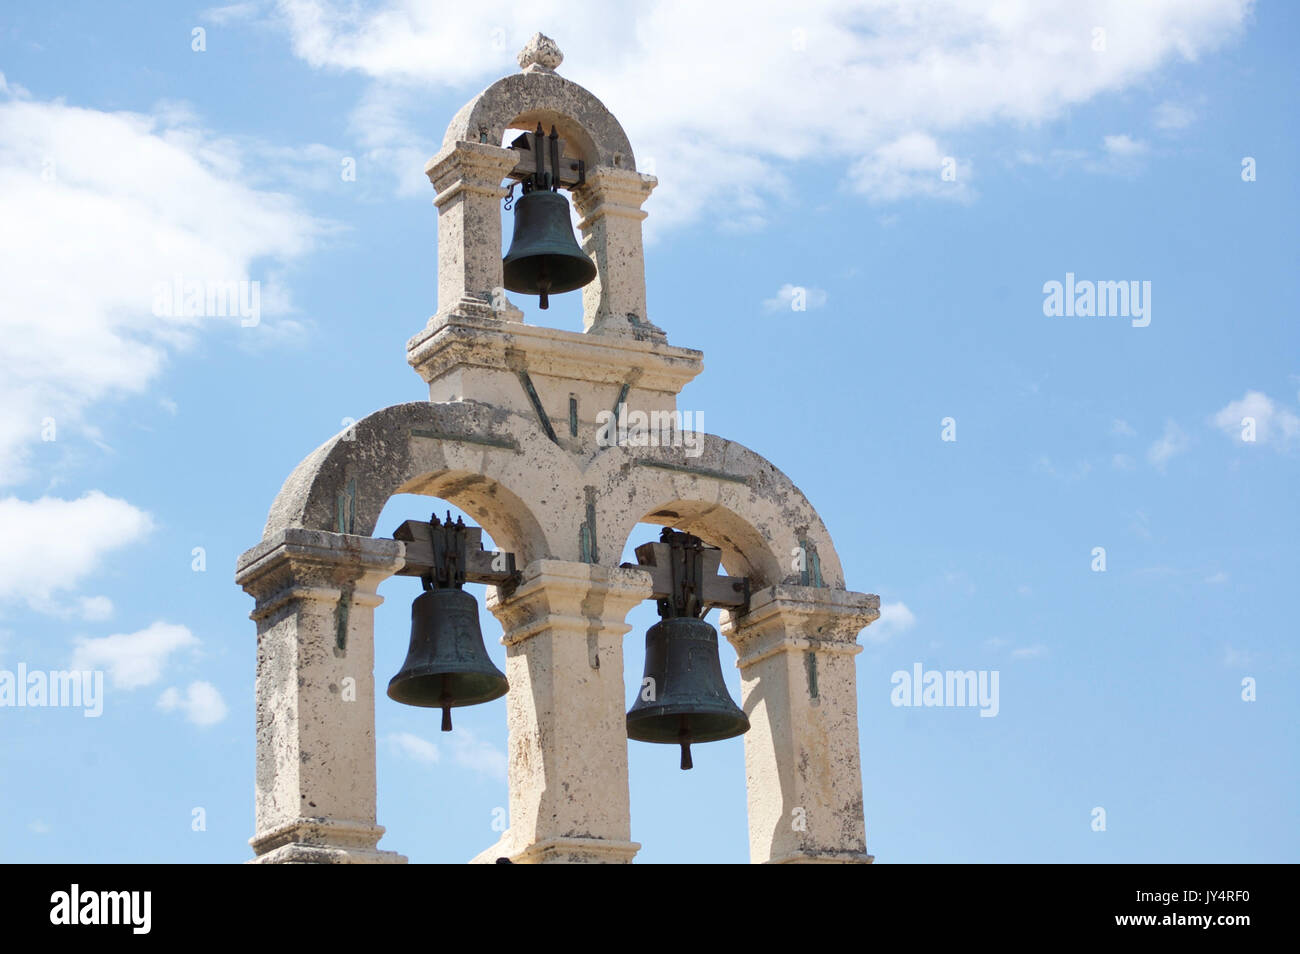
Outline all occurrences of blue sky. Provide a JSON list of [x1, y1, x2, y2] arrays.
[[1, 0, 1295, 863]]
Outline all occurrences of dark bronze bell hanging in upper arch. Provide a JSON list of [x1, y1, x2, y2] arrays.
[[502, 124, 596, 309]]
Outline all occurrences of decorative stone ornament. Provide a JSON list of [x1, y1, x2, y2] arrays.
[[517, 32, 563, 72], [237, 36, 880, 864]]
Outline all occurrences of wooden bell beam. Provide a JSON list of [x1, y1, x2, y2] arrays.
[[391, 517, 519, 586], [628, 530, 750, 614], [504, 129, 586, 189]]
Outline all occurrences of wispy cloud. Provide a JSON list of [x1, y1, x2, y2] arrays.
[[388, 729, 506, 780], [70, 622, 198, 690], [157, 681, 228, 726], [0, 94, 331, 486], [1147, 421, 1189, 470], [847, 132, 971, 203], [0, 493, 152, 616], [1211, 390, 1300, 447], [1152, 100, 1198, 130], [761, 283, 827, 313], [1223, 645, 1256, 668], [864, 600, 916, 644], [274, 0, 1252, 229]]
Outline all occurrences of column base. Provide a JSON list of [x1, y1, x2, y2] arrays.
[[471, 834, 641, 864], [768, 850, 874, 864], [249, 844, 408, 864], [249, 817, 406, 864]]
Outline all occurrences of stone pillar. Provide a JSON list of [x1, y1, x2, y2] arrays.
[[425, 141, 521, 322], [572, 167, 663, 339], [236, 528, 407, 863], [471, 560, 652, 863], [722, 585, 880, 864]]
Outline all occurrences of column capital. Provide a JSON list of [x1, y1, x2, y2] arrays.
[[722, 585, 879, 668], [425, 140, 519, 206], [488, 559, 653, 644], [236, 529, 405, 618], [572, 166, 657, 224]]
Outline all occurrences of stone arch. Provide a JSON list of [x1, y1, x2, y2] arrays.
[[443, 71, 637, 171], [586, 434, 847, 591], [263, 400, 581, 567]]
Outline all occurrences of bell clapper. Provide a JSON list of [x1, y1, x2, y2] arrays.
[[678, 716, 693, 770], [440, 675, 452, 732]]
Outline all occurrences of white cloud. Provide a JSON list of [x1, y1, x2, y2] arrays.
[[1152, 100, 1197, 130], [1211, 390, 1300, 447], [157, 680, 228, 726], [202, 2, 263, 24], [449, 727, 507, 781], [1204, 571, 1228, 584], [865, 600, 915, 643], [762, 283, 827, 313], [848, 132, 971, 203], [70, 621, 198, 690], [1223, 645, 1255, 667], [28, 820, 50, 835], [0, 93, 330, 485], [1112, 418, 1137, 437], [76, 596, 115, 622], [1102, 133, 1148, 157], [1010, 644, 1049, 660], [1147, 420, 1188, 470], [1035, 456, 1093, 481], [387, 729, 506, 780], [275, 0, 1252, 230], [0, 492, 152, 614], [389, 731, 440, 764]]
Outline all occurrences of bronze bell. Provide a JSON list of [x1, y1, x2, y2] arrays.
[[502, 190, 596, 310], [501, 123, 596, 310], [627, 616, 750, 770], [387, 586, 508, 732]]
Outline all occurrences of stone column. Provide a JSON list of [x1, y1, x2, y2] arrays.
[[571, 167, 663, 339], [471, 560, 652, 863], [236, 528, 407, 863], [425, 141, 521, 322], [721, 585, 880, 864]]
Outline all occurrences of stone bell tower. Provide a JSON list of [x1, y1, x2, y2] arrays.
[[236, 33, 880, 864]]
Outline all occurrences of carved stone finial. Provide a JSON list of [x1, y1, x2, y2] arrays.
[[517, 32, 563, 72]]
